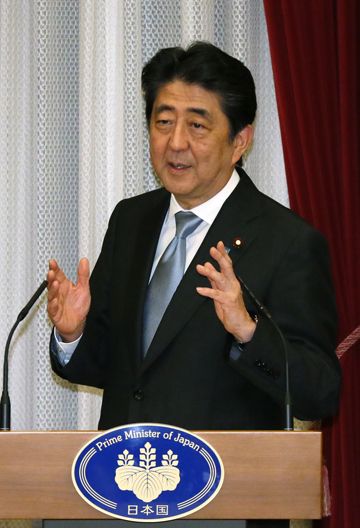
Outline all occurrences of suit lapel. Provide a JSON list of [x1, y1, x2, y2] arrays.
[[141, 172, 264, 373], [122, 190, 170, 370]]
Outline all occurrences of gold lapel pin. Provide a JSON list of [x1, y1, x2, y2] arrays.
[[232, 237, 242, 249]]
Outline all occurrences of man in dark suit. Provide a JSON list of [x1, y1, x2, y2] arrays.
[[47, 42, 340, 527]]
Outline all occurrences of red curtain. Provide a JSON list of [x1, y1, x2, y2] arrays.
[[263, 1, 360, 527]]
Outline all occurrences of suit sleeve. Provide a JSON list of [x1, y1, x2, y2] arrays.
[[229, 224, 341, 421]]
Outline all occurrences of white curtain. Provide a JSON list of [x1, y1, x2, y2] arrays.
[[0, 0, 287, 525]]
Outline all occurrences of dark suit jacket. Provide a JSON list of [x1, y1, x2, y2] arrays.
[[51, 170, 341, 430]]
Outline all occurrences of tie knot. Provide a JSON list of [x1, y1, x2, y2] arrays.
[[175, 211, 202, 239]]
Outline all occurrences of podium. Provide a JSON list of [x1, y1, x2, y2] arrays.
[[0, 431, 322, 520]]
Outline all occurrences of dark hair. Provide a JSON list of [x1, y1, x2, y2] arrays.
[[141, 41, 257, 141]]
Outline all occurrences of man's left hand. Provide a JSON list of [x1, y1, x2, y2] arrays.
[[196, 241, 256, 343]]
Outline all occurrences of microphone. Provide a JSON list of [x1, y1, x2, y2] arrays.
[[237, 274, 293, 431], [0, 280, 48, 431]]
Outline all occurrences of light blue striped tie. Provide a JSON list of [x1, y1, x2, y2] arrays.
[[143, 211, 203, 355]]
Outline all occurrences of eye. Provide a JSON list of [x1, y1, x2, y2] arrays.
[[156, 119, 171, 126], [191, 122, 204, 129]]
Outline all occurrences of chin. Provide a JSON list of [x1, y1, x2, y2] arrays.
[[160, 174, 194, 194]]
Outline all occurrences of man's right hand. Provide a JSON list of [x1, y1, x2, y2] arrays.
[[47, 258, 91, 342]]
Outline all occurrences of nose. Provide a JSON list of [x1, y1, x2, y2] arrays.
[[168, 122, 189, 151]]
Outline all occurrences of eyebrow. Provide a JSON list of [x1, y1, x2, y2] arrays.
[[154, 104, 212, 121]]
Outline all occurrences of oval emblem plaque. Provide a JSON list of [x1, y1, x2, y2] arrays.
[[72, 423, 224, 522]]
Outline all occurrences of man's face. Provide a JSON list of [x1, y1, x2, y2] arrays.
[[149, 80, 252, 209]]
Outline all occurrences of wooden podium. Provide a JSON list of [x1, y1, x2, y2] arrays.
[[0, 431, 322, 520]]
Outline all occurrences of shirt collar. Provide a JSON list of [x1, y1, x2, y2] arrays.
[[168, 170, 240, 225]]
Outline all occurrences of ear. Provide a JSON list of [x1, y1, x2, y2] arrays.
[[231, 125, 254, 165]]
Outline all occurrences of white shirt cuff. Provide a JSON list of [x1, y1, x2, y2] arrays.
[[54, 328, 82, 365]]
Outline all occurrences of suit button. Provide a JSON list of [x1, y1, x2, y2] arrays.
[[255, 359, 265, 369], [133, 389, 144, 401]]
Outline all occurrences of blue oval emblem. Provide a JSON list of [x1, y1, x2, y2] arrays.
[[72, 423, 224, 521]]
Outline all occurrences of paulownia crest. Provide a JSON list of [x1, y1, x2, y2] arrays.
[[114, 442, 181, 502]]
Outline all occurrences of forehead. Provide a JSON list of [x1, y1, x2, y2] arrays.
[[152, 80, 225, 118]]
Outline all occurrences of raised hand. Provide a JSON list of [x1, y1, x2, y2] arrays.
[[196, 241, 256, 343], [47, 258, 91, 342]]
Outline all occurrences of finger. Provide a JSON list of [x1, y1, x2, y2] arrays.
[[209, 244, 236, 279], [210, 243, 233, 266], [48, 259, 59, 271], [217, 240, 234, 260], [198, 258, 236, 290], [47, 260, 58, 284], [196, 261, 216, 274], [196, 262, 224, 287], [48, 259, 68, 283], [216, 240, 229, 256], [196, 286, 227, 302], [48, 259, 68, 285], [47, 294, 60, 319], [47, 268, 55, 285], [47, 279, 60, 303], [77, 257, 90, 287]]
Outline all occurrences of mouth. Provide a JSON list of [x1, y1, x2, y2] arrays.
[[167, 162, 192, 173]]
